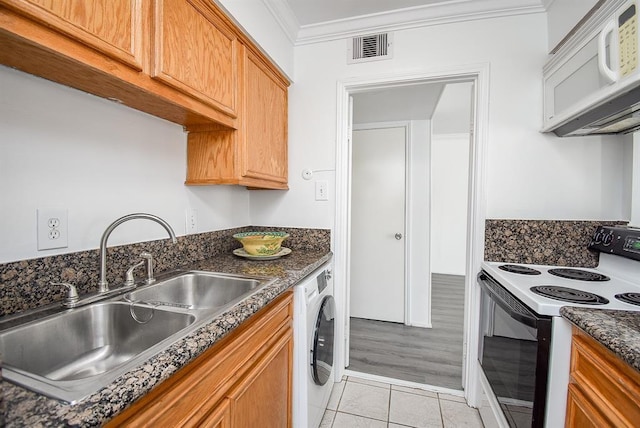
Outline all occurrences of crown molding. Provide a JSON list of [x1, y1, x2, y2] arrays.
[[266, 0, 547, 46], [262, 0, 300, 44]]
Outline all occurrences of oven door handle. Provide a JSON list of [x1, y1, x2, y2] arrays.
[[478, 272, 539, 329]]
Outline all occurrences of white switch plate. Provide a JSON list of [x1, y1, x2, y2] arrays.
[[315, 180, 328, 201], [186, 208, 198, 234], [37, 208, 68, 250]]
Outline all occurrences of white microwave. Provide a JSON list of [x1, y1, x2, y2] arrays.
[[543, 0, 640, 136]]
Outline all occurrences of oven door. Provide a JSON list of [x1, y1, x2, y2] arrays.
[[477, 271, 552, 428]]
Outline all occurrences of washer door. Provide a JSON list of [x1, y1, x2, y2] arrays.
[[311, 295, 335, 385]]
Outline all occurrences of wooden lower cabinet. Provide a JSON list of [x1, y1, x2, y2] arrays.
[[228, 331, 291, 427], [200, 399, 231, 428], [565, 327, 640, 428], [106, 291, 293, 427]]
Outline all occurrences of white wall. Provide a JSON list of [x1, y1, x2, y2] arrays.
[[249, 12, 627, 230], [408, 120, 431, 326], [431, 134, 470, 275], [430, 83, 472, 276], [0, 66, 250, 263], [216, 0, 294, 78], [431, 82, 473, 135]]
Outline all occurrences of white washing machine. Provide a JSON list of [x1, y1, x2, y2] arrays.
[[293, 261, 335, 428]]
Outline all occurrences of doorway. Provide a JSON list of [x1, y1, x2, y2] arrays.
[[334, 66, 489, 407], [347, 83, 471, 390]]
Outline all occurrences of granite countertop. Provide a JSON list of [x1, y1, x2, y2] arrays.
[[560, 306, 640, 372], [2, 249, 332, 427]]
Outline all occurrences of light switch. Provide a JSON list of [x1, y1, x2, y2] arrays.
[[315, 180, 328, 201]]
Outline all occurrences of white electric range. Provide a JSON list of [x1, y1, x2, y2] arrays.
[[478, 225, 640, 428]]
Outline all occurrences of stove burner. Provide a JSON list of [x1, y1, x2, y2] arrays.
[[530, 286, 609, 305], [548, 268, 610, 282], [498, 264, 541, 275], [615, 293, 640, 307]]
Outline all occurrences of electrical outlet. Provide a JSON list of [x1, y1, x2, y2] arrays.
[[315, 180, 329, 201], [186, 208, 198, 234], [37, 209, 68, 250]]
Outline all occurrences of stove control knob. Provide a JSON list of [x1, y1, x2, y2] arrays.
[[593, 230, 604, 244], [602, 232, 614, 246]]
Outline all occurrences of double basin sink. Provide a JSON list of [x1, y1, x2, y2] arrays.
[[0, 271, 274, 403]]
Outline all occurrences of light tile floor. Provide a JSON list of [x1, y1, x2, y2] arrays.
[[321, 377, 484, 428]]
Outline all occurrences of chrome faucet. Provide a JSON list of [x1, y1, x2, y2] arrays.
[[98, 213, 177, 292]]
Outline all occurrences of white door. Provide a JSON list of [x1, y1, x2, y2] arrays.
[[350, 126, 406, 323]]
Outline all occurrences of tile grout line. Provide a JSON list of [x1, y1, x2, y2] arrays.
[[329, 378, 347, 428], [387, 380, 392, 424], [334, 409, 389, 424]]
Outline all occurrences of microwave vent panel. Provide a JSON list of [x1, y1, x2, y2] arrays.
[[348, 33, 393, 64]]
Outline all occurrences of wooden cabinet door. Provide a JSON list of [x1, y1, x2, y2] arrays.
[[228, 327, 292, 428], [241, 50, 288, 187], [153, 0, 239, 117], [2, 0, 145, 69]]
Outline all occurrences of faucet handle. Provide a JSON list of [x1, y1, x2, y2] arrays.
[[124, 260, 145, 286], [51, 282, 79, 305]]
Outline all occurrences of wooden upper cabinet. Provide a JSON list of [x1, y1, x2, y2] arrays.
[[185, 46, 289, 190], [1, 0, 288, 188], [241, 50, 288, 187], [152, 0, 239, 117], [2, 0, 145, 69]]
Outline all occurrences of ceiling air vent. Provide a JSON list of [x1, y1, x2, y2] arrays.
[[347, 33, 393, 64]]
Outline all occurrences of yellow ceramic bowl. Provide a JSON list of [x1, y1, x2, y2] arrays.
[[233, 231, 289, 256]]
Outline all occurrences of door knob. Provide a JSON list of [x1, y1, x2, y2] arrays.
[[395, 233, 402, 240]]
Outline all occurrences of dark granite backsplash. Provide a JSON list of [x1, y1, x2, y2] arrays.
[[0, 226, 330, 317], [484, 219, 626, 267]]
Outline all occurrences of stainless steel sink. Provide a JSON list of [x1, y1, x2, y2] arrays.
[[0, 270, 273, 404], [125, 271, 263, 310], [0, 302, 195, 403]]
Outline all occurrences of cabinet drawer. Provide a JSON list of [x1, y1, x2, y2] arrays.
[[566, 383, 610, 428]]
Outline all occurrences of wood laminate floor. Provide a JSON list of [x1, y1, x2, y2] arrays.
[[348, 274, 465, 390]]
